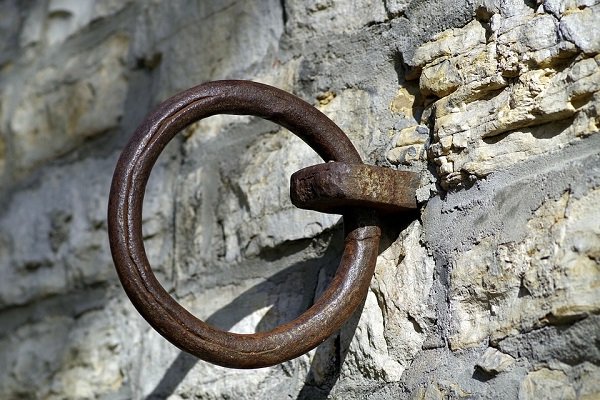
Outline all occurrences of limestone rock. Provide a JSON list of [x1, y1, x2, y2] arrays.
[[3, 34, 129, 178], [543, 0, 599, 17], [341, 290, 405, 383], [560, 5, 600, 54], [385, 0, 412, 15], [394, 1, 600, 189], [448, 188, 600, 349], [370, 221, 436, 373], [285, 0, 387, 37], [387, 144, 425, 165], [475, 347, 515, 374], [497, 316, 600, 366], [518, 369, 576, 400], [576, 363, 600, 399], [0, 148, 177, 309], [390, 87, 420, 118], [412, 20, 487, 67], [133, 1, 285, 98]]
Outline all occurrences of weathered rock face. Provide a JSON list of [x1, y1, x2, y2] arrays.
[[0, 0, 598, 399], [390, 0, 600, 191]]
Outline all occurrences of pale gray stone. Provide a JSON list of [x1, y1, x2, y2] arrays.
[[518, 369, 576, 400], [544, 0, 599, 17], [475, 348, 516, 374], [385, 0, 412, 15], [560, 5, 600, 54]]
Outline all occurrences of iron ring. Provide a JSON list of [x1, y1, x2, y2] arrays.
[[108, 80, 381, 368]]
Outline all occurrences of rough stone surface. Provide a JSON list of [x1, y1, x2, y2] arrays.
[[0, 0, 598, 399], [392, 0, 600, 190], [475, 347, 516, 374]]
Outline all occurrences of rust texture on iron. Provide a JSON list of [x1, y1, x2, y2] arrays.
[[108, 80, 416, 369], [291, 162, 419, 214]]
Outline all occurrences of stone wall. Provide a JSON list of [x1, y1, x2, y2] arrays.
[[0, 0, 598, 399]]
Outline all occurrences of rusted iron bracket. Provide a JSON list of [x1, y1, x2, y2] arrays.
[[291, 162, 419, 214], [108, 80, 419, 369]]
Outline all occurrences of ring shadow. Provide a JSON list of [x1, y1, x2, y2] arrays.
[[145, 214, 413, 399]]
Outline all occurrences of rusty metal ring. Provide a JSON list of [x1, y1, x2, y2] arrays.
[[108, 80, 381, 368]]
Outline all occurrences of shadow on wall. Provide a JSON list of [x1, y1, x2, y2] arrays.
[[145, 222, 348, 400], [145, 216, 409, 400]]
